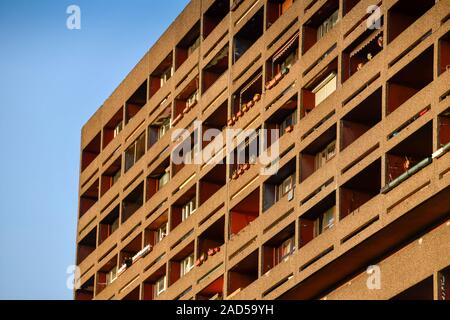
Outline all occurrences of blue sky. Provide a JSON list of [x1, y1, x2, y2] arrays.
[[0, 0, 189, 300]]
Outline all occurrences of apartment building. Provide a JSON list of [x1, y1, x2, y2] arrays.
[[75, 0, 450, 300]]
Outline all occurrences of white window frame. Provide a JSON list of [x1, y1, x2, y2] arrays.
[[312, 72, 337, 106], [277, 237, 295, 264], [106, 266, 118, 285], [314, 206, 336, 237], [156, 223, 168, 243], [182, 198, 196, 221], [315, 140, 336, 170], [181, 254, 195, 277], [155, 275, 167, 296], [186, 90, 199, 108], [277, 174, 295, 201], [317, 9, 339, 40]]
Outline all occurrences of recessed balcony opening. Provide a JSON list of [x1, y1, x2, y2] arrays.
[[81, 133, 101, 171], [123, 287, 140, 301], [198, 216, 225, 264], [121, 182, 144, 223], [176, 22, 200, 70], [99, 205, 120, 245], [265, 94, 298, 147], [439, 108, 450, 147], [203, 0, 230, 40], [263, 158, 296, 212], [266, 0, 294, 29], [150, 52, 174, 97], [172, 131, 198, 176], [202, 100, 228, 146], [301, 58, 338, 117], [76, 227, 97, 265], [228, 250, 259, 296], [392, 276, 434, 300], [100, 156, 121, 196], [302, 0, 339, 54], [387, 0, 434, 44], [340, 159, 381, 220], [300, 125, 337, 182], [79, 179, 99, 218], [202, 44, 229, 94], [385, 122, 432, 191], [146, 157, 170, 201], [124, 131, 145, 173], [103, 108, 124, 149], [232, 69, 263, 116], [342, 28, 384, 82], [199, 163, 226, 205], [341, 88, 382, 150], [169, 241, 195, 285], [438, 266, 450, 300], [229, 130, 261, 179], [230, 188, 260, 237], [119, 234, 142, 272], [343, 0, 359, 16], [439, 31, 450, 75], [266, 33, 299, 89], [144, 211, 169, 247], [125, 79, 148, 124], [171, 185, 197, 230], [196, 276, 224, 300], [299, 192, 336, 248], [233, 8, 264, 63], [387, 46, 434, 115], [142, 265, 167, 300], [148, 104, 172, 149], [75, 276, 94, 300], [174, 77, 199, 121], [262, 223, 295, 274], [96, 255, 118, 294]]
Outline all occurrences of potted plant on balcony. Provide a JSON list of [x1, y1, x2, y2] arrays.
[[246, 100, 254, 108], [253, 93, 261, 102], [285, 125, 294, 133], [208, 248, 215, 256]]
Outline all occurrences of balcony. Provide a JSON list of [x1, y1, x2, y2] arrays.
[[169, 241, 195, 285], [343, 0, 359, 16], [263, 158, 296, 212], [81, 133, 100, 172], [175, 22, 200, 70], [302, 0, 339, 54], [124, 131, 145, 173], [148, 104, 172, 149], [228, 249, 259, 297], [439, 108, 450, 147], [262, 222, 295, 274], [265, 94, 298, 146], [231, 69, 263, 119], [142, 265, 167, 300], [118, 233, 142, 275], [230, 188, 260, 237], [121, 182, 144, 223], [341, 88, 382, 151], [171, 184, 197, 230], [266, 0, 294, 29], [146, 157, 170, 202], [197, 216, 225, 268], [125, 79, 148, 124], [102, 108, 123, 150], [233, 8, 264, 63], [79, 179, 99, 218], [199, 163, 226, 205], [150, 52, 173, 98], [144, 210, 169, 247], [393, 276, 434, 300], [100, 156, 121, 196], [197, 275, 224, 300], [387, 0, 434, 44], [96, 255, 118, 295], [77, 227, 97, 265], [174, 76, 199, 124], [98, 205, 119, 245], [340, 158, 381, 220], [75, 276, 94, 300], [203, 0, 230, 40], [202, 44, 229, 94], [439, 31, 450, 76], [387, 46, 434, 115]]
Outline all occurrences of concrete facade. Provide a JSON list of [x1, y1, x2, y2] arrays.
[[75, 0, 450, 300]]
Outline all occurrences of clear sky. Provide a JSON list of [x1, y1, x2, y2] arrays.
[[0, 0, 190, 300]]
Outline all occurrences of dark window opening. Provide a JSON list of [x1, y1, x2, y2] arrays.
[[340, 159, 381, 220], [265, 94, 298, 147], [341, 88, 382, 150], [387, 46, 434, 115], [176, 22, 201, 69], [392, 276, 434, 300], [100, 156, 122, 196], [343, 0, 360, 16], [75, 276, 94, 300], [203, 0, 230, 40], [266, 0, 295, 29], [263, 158, 296, 211], [124, 131, 146, 172], [118, 234, 142, 273], [146, 157, 170, 201], [142, 265, 167, 300], [233, 8, 264, 63], [150, 52, 174, 97], [302, 0, 339, 54], [300, 125, 336, 182], [172, 130, 198, 177], [79, 179, 99, 218], [266, 33, 299, 88], [96, 255, 117, 294], [387, 0, 434, 44], [174, 77, 199, 122], [202, 44, 229, 94], [121, 182, 144, 223], [228, 250, 259, 296], [198, 216, 225, 265], [148, 104, 172, 149], [171, 185, 197, 230], [232, 69, 263, 116], [81, 133, 101, 171], [169, 241, 195, 285], [199, 163, 226, 205], [439, 108, 450, 147], [196, 276, 224, 300], [439, 31, 450, 76], [125, 80, 148, 124], [229, 129, 261, 179], [144, 211, 169, 247]]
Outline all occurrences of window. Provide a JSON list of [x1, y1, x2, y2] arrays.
[[312, 72, 337, 106], [155, 275, 167, 296], [314, 206, 335, 237], [160, 67, 173, 87], [315, 140, 336, 169], [125, 132, 146, 172], [106, 266, 118, 285], [156, 223, 168, 244], [188, 37, 200, 55], [317, 9, 339, 40], [186, 90, 199, 108], [158, 118, 171, 140], [279, 110, 297, 136], [181, 254, 195, 277], [182, 198, 196, 221], [114, 122, 123, 138], [276, 174, 295, 201], [276, 237, 295, 264]]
